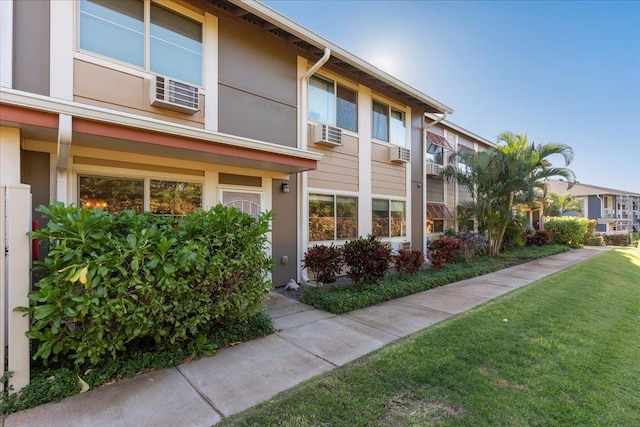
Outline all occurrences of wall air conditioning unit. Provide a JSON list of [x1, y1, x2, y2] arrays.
[[426, 161, 443, 176], [312, 123, 343, 147], [398, 242, 412, 251], [389, 146, 411, 163], [150, 75, 199, 114]]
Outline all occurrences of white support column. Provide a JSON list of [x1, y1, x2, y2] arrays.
[[404, 106, 412, 243], [202, 170, 218, 209], [0, 0, 13, 88], [203, 12, 219, 132], [55, 115, 73, 203], [358, 85, 373, 235], [2, 184, 32, 392], [0, 127, 21, 184], [50, 0, 74, 100]]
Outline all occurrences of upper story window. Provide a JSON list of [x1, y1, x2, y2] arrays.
[[79, 0, 203, 86], [308, 75, 358, 132], [425, 131, 453, 165], [372, 100, 406, 146]]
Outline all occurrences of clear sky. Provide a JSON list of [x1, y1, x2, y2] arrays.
[[264, 0, 640, 193]]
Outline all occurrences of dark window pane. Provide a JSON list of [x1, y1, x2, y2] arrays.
[[372, 101, 389, 141], [337, 85, 357, 131], [372, 199, 389, 237], [336, 196, 357, 239], [150, 4, 202, 85], [390, 200, 406, 237], [308, 75, 335, 124], [309, 194, 335, 241], [150, 180, 202, 216], [79, 0, 144, 67], [79, 176, 144, 214]]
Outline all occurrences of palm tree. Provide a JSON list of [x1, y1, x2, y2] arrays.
[[544, 192, 582, 216], [442, 132, 575, 255]]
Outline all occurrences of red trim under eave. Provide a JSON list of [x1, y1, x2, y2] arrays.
[[73, 118, 317, 170], [0, 104, 59, 128]]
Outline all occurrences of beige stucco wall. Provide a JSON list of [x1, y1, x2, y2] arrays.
[[308, 131, 359, 192], [371, 143, 406, 197], [73, 59, 205, 128]]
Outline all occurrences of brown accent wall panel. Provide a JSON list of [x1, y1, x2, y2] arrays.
[[218, 85, 296, 146], [13, 0, 50, 95], [219, 173, 262, 187], [307, 145, 359, 192], [217, 14, 297, 147]]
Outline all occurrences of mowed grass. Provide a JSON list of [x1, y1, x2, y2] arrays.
[[221, 248, 640, 427]]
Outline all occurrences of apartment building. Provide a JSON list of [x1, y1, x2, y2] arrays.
[[1, 0, 484, 288], [546, 180, 640, 234]]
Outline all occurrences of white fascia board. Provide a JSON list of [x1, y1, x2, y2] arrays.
[[424, 112, 494, 148], [231, 0, 453, 115], [0, 88, 323, 162]]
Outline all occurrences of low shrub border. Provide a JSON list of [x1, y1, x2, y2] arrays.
[[300, 244, 572, 314]]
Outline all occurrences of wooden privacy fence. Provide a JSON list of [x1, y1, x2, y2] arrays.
[[1, 184, 31, 393]]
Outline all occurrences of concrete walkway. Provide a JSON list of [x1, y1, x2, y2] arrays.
[[3, 247, 608, 427]]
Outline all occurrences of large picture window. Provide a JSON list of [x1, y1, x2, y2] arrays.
[[79, 0, 203, 86], [309, 75, 358, 132], [372, 199, 406, 238], [79, 175, 202, 215], [309, 194, 358, 241], [372, 100, 405, 146]]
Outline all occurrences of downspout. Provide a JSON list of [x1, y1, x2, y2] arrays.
[[421, 112, 448, 253], [299, 48, 331, 283]]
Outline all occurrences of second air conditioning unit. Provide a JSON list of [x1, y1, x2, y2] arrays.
[[426, 162, 443, 176], [389, 146, 411, 163], [150, 75, 199, 114], [312, 124, 343, 147]]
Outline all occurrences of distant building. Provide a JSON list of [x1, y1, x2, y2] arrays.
[[546, 180, 640, 234]]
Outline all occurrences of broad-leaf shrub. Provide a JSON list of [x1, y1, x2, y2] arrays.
[[302, 244, 344, 284], [342, 235, 391, 286], [394, 249, 425, 276], [525, 230, 550, 246], [428, 237, 464, 269], [602, 233, 630, 246], [22, 203, 273, 366], [544, 217, 588, 245]]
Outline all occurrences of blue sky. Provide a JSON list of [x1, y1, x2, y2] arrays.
[[265, 0, 640, 193]]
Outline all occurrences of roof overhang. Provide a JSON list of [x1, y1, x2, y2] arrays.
[[214, 0, 453, 115], [0, 88, 322, 175]]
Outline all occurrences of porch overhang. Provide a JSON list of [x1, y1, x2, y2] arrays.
[[0, 88, 322, 175]]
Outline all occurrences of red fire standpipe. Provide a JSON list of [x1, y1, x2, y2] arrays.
[[32, 219, 39, 260]]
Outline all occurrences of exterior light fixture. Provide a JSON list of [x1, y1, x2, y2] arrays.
[[281, 183, 290, 193]]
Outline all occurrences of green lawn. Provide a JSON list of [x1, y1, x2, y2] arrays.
[[221, 248, 640, 426]]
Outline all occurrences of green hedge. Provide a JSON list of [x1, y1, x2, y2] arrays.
[[22, 203, 273, 366], [544, 217, 589, 245]]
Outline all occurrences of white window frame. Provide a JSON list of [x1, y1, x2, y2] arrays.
[[308, 192, 359, 243], [308, 73, 358, 133], [371, 98, 407, 147], [74, 165, 204, 213], [371, 198, 407, 239], [76, 0, 204, 87]]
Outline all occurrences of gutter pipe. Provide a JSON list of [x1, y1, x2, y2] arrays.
[[299, 48, 331, 283]]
